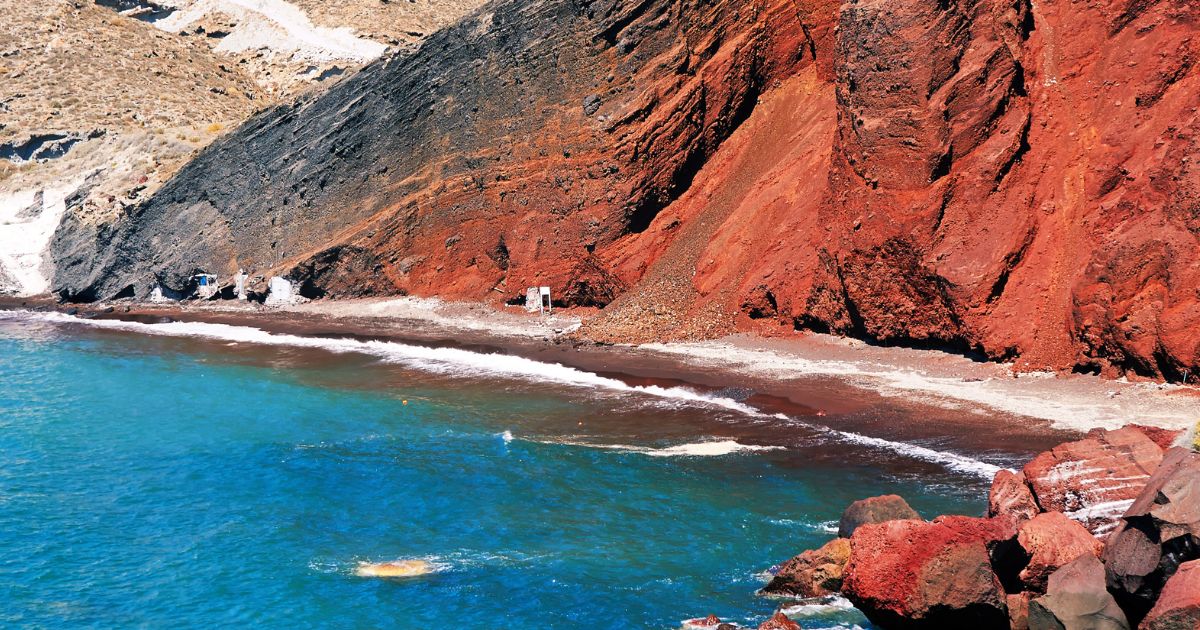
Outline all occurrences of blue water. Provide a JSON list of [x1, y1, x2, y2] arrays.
[[0, 313, 999, 628]]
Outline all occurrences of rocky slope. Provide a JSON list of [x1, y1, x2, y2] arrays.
[[1, 0, 485, 297], [47, 0, 1200, 379]]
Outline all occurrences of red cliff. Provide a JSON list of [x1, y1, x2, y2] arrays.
[[53, 0, 1200, 378]]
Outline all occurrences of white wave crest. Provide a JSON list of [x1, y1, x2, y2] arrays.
[[780, 595, 858, 617], [5, 311, 1002, 478], [517, 436, 783, 458]]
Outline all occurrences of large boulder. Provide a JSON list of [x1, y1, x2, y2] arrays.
[[1124, 447, 1200, 544], [1140, 559, 1200, 630], [1105, 447, 1200, 623], [988, 469, 1040, 522], [842, 515, 1015, 629], [1028, 554, 1130, 630], [1023, 427, 1164, 535], [1105, 523, 1166, 619], [761, 538, 852, 598], [838, 495, 921, 538], [1017, 512, 1105, 592]]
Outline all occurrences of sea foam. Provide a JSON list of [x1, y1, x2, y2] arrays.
[[7, 311, 1002, 478], [517, 436, 783, 458]]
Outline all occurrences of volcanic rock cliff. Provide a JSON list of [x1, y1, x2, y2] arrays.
[[50, 0, 1200, 379]]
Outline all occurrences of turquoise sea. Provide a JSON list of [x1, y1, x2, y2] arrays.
[[0, 311, 1038, 628]]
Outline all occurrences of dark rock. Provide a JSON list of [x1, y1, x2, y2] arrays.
[[1105, 447, 1200, 623], [1141, 559, 1200, 630], [1104, 523, 1164, 617], [583, 94, 601, 115], [761, 538, 851, 598], [988, 469, 1040, 522], [842, 515, 1014, 629], [1029, 554, 1129, 630], [838, 494, 921, 538]]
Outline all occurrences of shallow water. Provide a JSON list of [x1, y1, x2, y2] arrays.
[[0, 312, 1021, 628]]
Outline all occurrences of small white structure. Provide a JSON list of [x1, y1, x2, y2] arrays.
[[234, 269, 249, 300], [193, 273, 220, 299], [265, 276, 307, 306], [150, 284, 170, 303], [524, 286, 552, 315]]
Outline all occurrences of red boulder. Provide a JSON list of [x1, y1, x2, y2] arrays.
[[1017, 512, 1104, 592], [756, 611, 802, 630], [682, 614, 724, 628], [1007, 592, 1033, 630], [842, 515, 1015, 629], [1022, 427, 1163, 535], [988, 469, 1040, 522], [1119, 425, 1184, 451], [761, 538, 852, 598], [1140, 559, 1200, 630]]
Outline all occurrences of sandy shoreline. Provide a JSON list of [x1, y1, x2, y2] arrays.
[[3, 294, 1196, 440]]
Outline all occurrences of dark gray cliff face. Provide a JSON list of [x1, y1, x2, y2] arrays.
[[51, 0, 812, 301]]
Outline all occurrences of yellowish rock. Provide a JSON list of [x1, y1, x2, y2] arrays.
[[354, 559, 434, 578]]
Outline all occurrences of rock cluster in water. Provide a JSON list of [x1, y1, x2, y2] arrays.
[[756, 424, 1200, 630]]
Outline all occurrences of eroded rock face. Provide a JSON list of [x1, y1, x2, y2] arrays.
[[51, 0, 825, 306], [838, 494, 921, 538], [51, 0, 1200, 379], [1022, 427, 1164, 535], [1028, 554, 1130, 630], [842, 515, 1014, 629], [1141, 559, 1200, 630], [761, 538, 851, 598]]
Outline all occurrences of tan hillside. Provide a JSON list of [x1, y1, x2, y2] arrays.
[[0, 0, 488, 296]]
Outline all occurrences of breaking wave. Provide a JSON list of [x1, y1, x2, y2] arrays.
[[8, 311, 1002, 478], [516, 436, 784, 457]]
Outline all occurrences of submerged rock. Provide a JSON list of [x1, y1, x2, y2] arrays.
[[1028, 555, 1129, 630], [838, 494, 921, 538], [842, 515, 1014, 629], [761, 538, 852, 598], [1017, 512, 1104, 592], [354, 559, 434, 578], [1141, 559, 1200, 630]]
